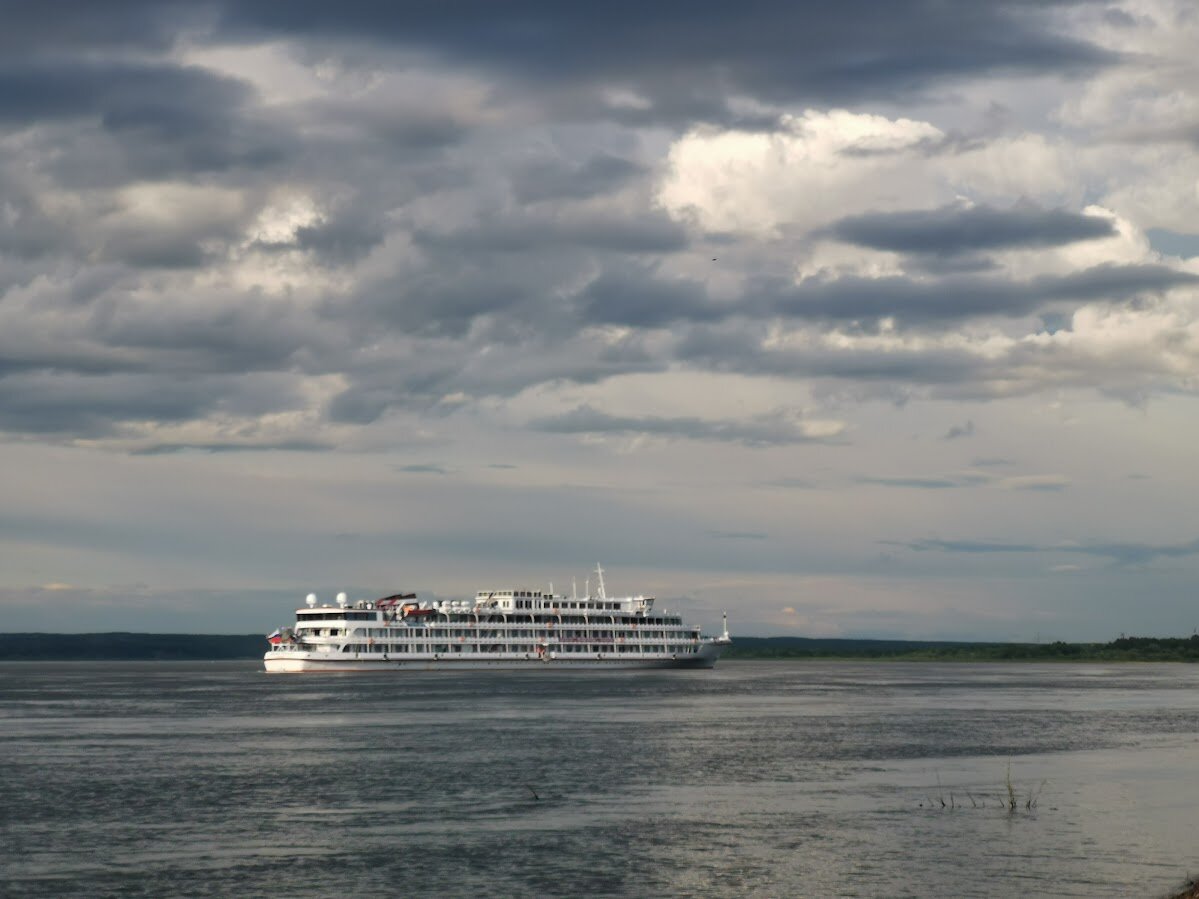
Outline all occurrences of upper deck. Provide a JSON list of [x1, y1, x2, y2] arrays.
[[473, 589, 654, 616], [292, 566, 671, 623], [294, 590, 661, 620]]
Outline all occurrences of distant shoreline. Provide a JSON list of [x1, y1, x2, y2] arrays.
[[3, 632, 1198, 663]]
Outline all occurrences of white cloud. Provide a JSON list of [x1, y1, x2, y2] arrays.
[[657, 110, 945, 236]]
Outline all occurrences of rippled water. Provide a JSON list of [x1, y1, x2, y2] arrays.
[[4, 660, 1199, 897]]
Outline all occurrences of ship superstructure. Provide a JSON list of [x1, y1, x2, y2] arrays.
[[264, 565, 731, 672]]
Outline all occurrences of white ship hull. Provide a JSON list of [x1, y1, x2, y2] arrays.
[[264, 641, 727, 673]]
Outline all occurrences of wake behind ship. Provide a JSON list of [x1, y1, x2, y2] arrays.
[[264, 565, 731, 672]]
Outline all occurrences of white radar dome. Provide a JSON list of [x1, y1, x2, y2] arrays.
[[306, 593, 317, 608], [336, 591, 348, 606]]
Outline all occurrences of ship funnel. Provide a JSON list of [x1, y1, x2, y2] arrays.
[[306, 593, 317, 608]]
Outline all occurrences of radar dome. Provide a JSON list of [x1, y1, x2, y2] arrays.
[[306, 593, 317, 608]]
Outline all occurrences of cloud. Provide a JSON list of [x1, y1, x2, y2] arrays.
[[899, 536, 1199, 565], [511, 153, 646, 204], [824, 204, 1117, 256], [858, 476, 978, 490], [764, 477, 819, 490], [414, 210, 688, 255], [0, 61, 249, 126], [577, 267, 720, 328], [764, 263, 1196, 325], [658, 110, 948, 234], [529, 404, 846, 446], [568, 262, 1197, 332], [999, 474, 1069, 492], [943, 420, 975, 440], [0, 372, 225, 437], [217, 1, 1115, 119], [291, 215, 388, 266], [129, 440, 332, 455], [1, 0, 1199, 647], [0, 61, 287, 182], [856, 471, 1066, 491]]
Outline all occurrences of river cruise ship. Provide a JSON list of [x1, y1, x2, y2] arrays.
[[264, 566, 731, 672]]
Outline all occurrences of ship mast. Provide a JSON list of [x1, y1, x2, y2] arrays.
[[595, 563, 606, 600]]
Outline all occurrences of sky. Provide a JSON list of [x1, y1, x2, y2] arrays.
[[3, 0, 1199, 640]]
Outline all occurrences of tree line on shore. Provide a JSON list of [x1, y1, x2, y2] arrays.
[[3, 632, 1199, 662], [725, 634, 1199, 661]]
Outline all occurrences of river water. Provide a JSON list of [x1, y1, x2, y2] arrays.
[[3, 660, 1199, 898]]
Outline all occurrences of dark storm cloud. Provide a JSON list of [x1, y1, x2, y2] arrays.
[[351, 270, 532, 340], [326, 385, 396, 425], [0, 191, 76, 261], [217, 1, 1116, 115], [763, 263, 1197, 325], [0, 344, 148, 379], [0, 367, 316, 437], [291, 216, 388, 266], [0, 1, 194, 57], [580, 263, 1197, 332], [671, 310, 1197, 400], [324, 328, 667, 424], [673, 324, 984, 384], [904, 255, 1001, 276], [578, 268, 722, 328], [0, 372, 217, 436], [0, 60, 286, 184], [413, 211, 687, 255], [530, 404, 839, 446], [0, 0, 1174, 448], [511, 154, 646, 204], [90, 299, 333, 375], [0, 61, 247, 127], [824, 205, 1117, 256], [298, 97, 473, 152], [1045, 263, 1198, 300], [346, 219, 661, 342]]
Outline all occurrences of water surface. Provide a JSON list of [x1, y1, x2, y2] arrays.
[[3, 660, 1198, 897]]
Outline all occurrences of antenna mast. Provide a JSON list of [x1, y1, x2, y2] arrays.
[[596, 563, 606, 600]]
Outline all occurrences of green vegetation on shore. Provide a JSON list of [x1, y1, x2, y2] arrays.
[[725, 635, 1199, 662], [2, 632, 1199, 662], [0, 633, 266, 661]]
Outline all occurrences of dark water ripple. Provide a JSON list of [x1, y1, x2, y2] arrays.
[[4, 660, 1199, 897]]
